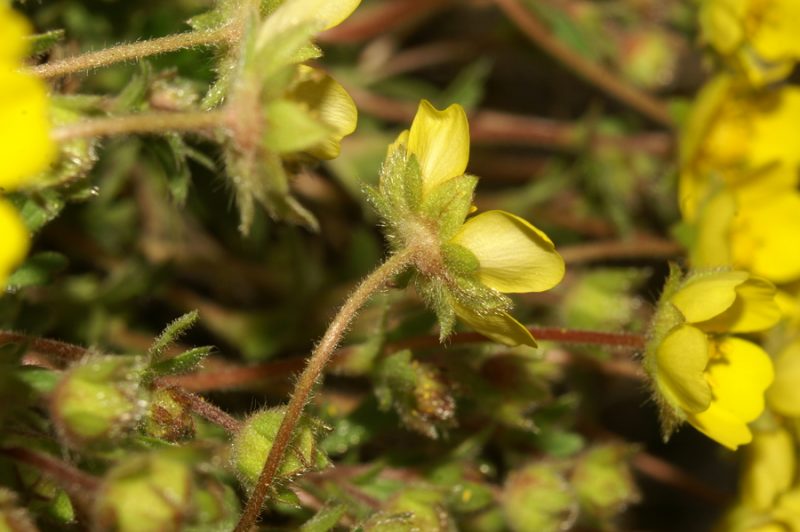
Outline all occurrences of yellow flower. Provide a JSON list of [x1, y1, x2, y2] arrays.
[[646, 270, 779, 449], [692, 188, 800, 284], [385, 101, 565, 347], [680, 76, 800, 284], [0, 5, 55, 288], [766, 340, 800, 417], [679, 75, 800, 221], [741, 427, 796, 512], [700, 0, 800, 85], [0, 5, 55, 190]]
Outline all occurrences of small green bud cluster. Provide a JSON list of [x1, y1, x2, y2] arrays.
[[0, 489, 37, 532], [374, 349, 456, 439], [50, 355, 148, 448], [360, 486, 456, 532], [93, 450, 239, 532], [144, 388, 195, 442], [502, 445, 638, 532], [232, 406, 329, 488]]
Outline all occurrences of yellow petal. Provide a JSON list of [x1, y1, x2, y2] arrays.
[[0, 5, 31, 62], [655, 325, 712, 414], [407, 100, 469, 194], [289, 67, 357, 160], [699, 0, 745, 54], [451, 210, 565, 294], [767, 341, 800, 417], [670, 270, 748, 323], [749, 0, 800, 61], [256, 0, 361, 49], [686, 401, 752, 451], [687, 277, 780, 334], [453, 302, 536, 347], [731, 193, 800, 284], [0, 198, 30, 288], [741, 428, 796, 511], [707, 337, 773, 422], [0, 71, 56, 190], [690, 188, 735, 268], [387, 129, 409, 159]]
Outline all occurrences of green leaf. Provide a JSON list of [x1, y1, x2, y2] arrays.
[[6, 252, 68, 290], [299, 503, 348, 532], [439, 58, 493, 110], [144, 346, 213, 380], [26, 29, 66, 56], [149, 311, 200, 363]]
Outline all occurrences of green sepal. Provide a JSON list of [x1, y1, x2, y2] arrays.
[[263, 98, 332, 154], [111, 62, 153, 113], [253, 22, 319, 87], [378, 147, 423, 217], [414, 275, 456, 340], [419, 174, 477, 241], [440, 242, 479, 277], [33, 101, 100, 188]]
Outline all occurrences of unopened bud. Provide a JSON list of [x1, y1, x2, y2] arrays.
[[571, 444, 639, 525], [50, 355, 147, 447], [502, 462, 577, 532], [144, 388, 194, 442], [93, 452, 192, 532], [232, 406, 328, 487]]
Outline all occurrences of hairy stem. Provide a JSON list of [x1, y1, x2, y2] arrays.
[[164, 386, 243, 433], [234, 247, 419, 531], [30, 27, 235, 79], [51, 110, 228, 141], [495, 0, 673, 127], [0, 330, 89, 363]]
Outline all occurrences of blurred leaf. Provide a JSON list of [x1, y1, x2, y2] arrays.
[[7, 252, 68, 290]]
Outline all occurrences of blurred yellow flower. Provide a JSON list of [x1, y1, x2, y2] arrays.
[[680, 76, 800, 221], [700, 0, 800, 85], [0, 4, 55, 288], [680, 76, 800, 284], [646, 270, 779, 449], [392, 101, 565, 347], [766, 341, 800, 417]]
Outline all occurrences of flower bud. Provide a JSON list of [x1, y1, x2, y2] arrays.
[[374, 350, 455, 439], [502, 462, 578, 532], [361, 487, 454, 531], [186, 475, 240, 532], [0, 489, 37, 532], [232, 406, 328, 487], [50, 355, 147, 447], [144, 388, 194, 442], [571, 444, 639, 525], [93, 452, 192, 532]]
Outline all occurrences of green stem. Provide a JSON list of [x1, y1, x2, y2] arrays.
[[51, 110, 228, 141], [30, 26, 236, 79], [234, 247, 420, 532]]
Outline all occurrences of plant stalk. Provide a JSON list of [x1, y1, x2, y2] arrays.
[[234, 247, 419, 531], [51, 110, 228, 141], [30, 27, 235, 79]]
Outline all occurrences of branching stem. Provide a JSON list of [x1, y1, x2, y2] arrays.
[[51, 110, 229, 142], [30, 26, 236, 79], [234, 247, 420, 531]]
